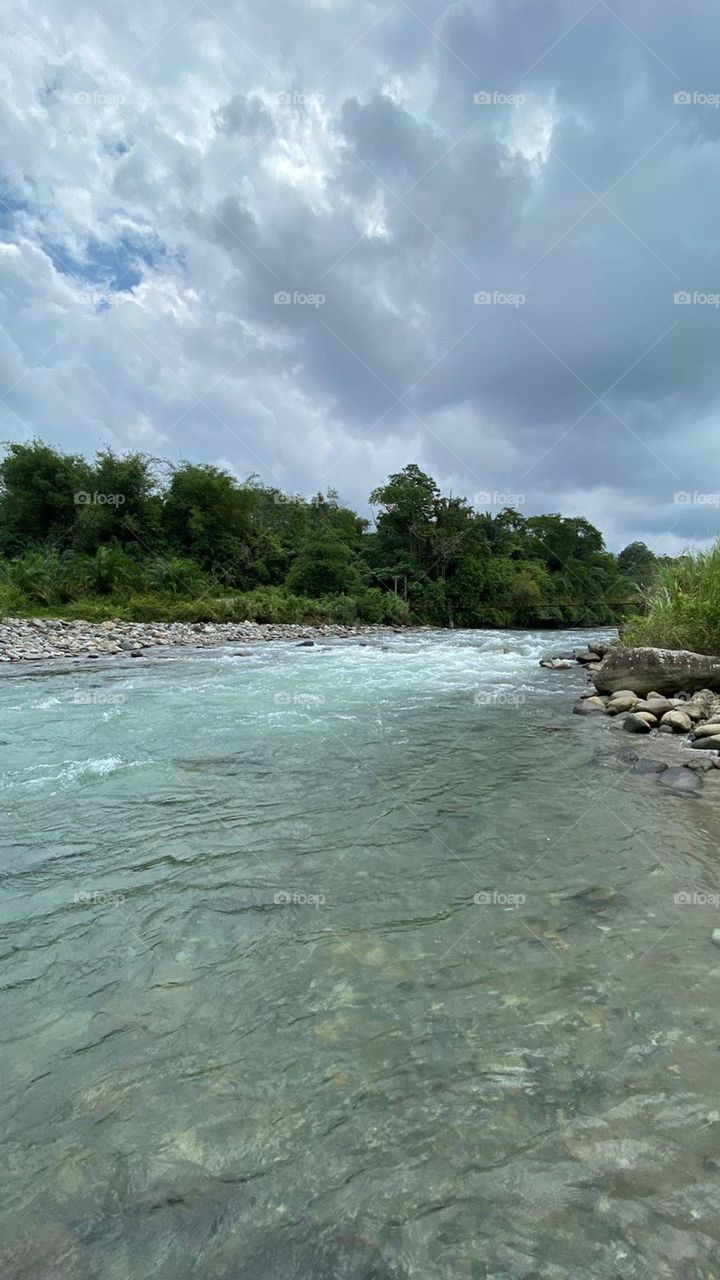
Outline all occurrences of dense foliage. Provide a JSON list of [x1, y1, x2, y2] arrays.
[[623, 543, 720, 655], [0, 441, 635, 627]]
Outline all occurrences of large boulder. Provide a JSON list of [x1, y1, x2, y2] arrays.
[[594, 647, 720, 697]]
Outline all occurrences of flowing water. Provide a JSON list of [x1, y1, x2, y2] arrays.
[[2, 628, 720, 1279]]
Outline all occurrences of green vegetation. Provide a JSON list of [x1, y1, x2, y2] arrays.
[[623, 543, 720, 654], [0, 440, 634, 627]]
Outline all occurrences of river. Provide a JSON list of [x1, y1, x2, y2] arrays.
[[2, 628, 719, 1278]]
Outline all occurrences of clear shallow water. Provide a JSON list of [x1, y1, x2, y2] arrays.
[[2, 627, 720, 1279]]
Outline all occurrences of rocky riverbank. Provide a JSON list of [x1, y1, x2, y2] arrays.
[[542, 640, 720, 798], [0, 617, 407, 662]]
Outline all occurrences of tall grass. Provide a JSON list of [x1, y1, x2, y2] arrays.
[[622, 544, 720, 654]]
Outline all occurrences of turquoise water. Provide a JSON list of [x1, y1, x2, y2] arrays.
[[2, 628, 720, 1279]]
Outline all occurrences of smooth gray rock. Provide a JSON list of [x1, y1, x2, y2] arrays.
[[573, 701, 607, 715], [634, 697, 676, 718], [660, 709, 693, 733], [690, 735, 720, 751], [692, 721, 720, 738], [658, 766, 701, 796], [632, 758, 668, 775], [623, 713, 653, 734], [594, 647, 720, 696]]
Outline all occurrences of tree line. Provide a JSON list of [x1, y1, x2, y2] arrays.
[[0, 441, 660, 626]]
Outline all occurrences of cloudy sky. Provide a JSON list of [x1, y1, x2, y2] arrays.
[[1, 0, 719, 551]]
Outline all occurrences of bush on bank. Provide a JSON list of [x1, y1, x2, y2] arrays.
[[623, 543, 720, 655]]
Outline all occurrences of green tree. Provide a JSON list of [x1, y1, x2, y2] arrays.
[[0, 440, 92, 553], [286, 533, 361, 596]]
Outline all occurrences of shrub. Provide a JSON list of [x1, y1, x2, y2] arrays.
[[622, 545, 720, 654]]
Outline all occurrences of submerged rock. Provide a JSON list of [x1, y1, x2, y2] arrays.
[[658, 766, 701, 796], [632, 758, 668, 775]]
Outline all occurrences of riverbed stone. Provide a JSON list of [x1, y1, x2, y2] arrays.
[[634, 697, 676, 718], [573, 700, 608, 715], [692, 721, 720, 738], [632, 758, 668, 775], [623, 713, 654, 733], [660, 709, 693, 733], [659, 766, 701, 796], [575, 650, 601, 664], [606, 693, 637, 715], [690, 735, 720, 751]]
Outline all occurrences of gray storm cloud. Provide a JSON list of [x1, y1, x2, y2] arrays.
[[1, 0, 719, 551]]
